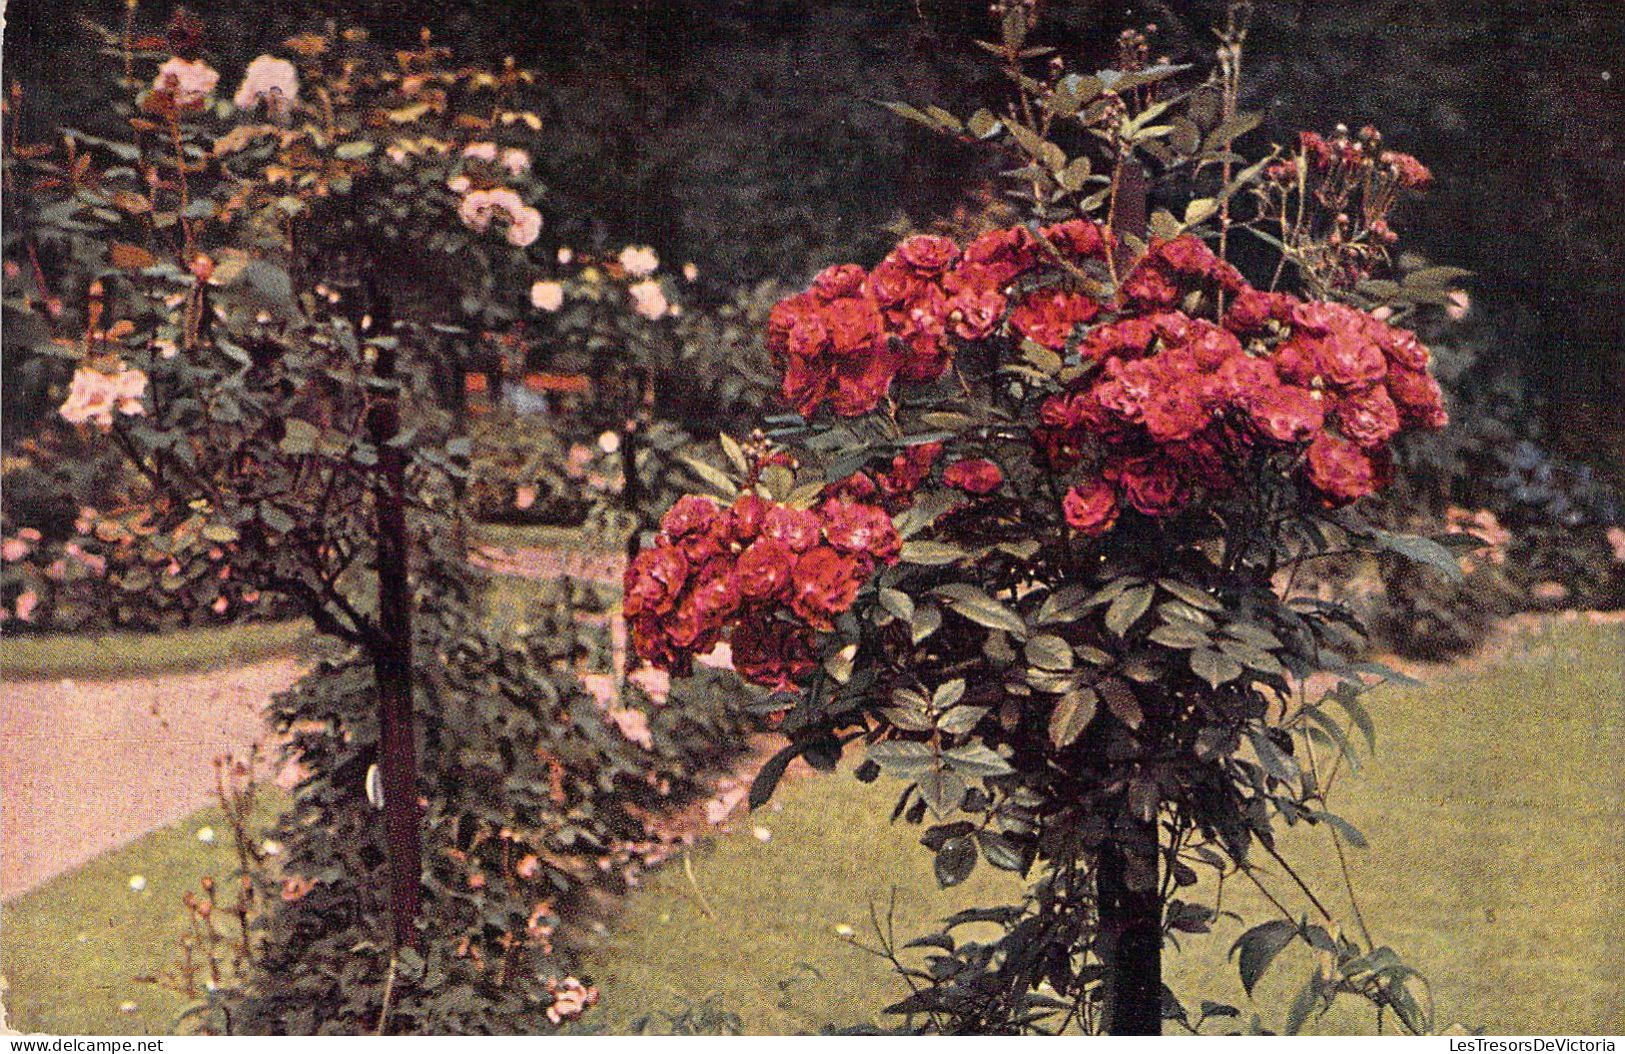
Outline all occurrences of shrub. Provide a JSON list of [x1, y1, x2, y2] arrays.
[[215, 572, 757, 1034], [628, 7, 1469, 1035]]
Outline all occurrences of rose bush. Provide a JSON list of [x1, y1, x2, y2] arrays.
[[630, 6, 1472, 1036]]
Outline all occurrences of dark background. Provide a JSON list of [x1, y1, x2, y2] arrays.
[[5, 0, 1622, 461]]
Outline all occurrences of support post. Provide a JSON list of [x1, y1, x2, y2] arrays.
[[1096, 830, 1163, 1034], [1097, 154, 1161, 1036], [368, 341, 422, 952]]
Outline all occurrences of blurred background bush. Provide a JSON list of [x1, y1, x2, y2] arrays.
[[4, 0, 1621, 653]]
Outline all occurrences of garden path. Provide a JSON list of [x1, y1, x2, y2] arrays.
[[0, 656, 309, 900]]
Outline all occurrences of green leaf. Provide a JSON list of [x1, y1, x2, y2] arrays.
[[1104, 584, 1155, 637], [1249, 730, 1300, 783], [1231, 919, 1298, 996], [976, 829, 1027, 872], [717, 433, 748, 474], [918, 767, 967, 818], [1329, 689, 1377, 754], [1149, 622, 1210, 650], [932, 679, 966, 710], [967, 108, 1001, 139], [1158, 578, 1223, 612], [679, 455, 738, 499], [911, 602, 942, 644], [1035, 584, 1091, 625], [1203, 111, 1263, 151], [867, 741, 937, 779], [1284, 978, 1318, 1035], [934, 584, 1027, 638], [201, 523, 239, 543], [942, 744, 1013, 778], [1024, 633, 1073, 670], [1309, 809, 1368, 849], [934, 835, 978, 888], [1370, 530, 1462, 581], [750, 743, 802, 809], [258, 503, 296, 535], [1099, 678, 1143, 730], [879, 587, 915, 623], [1048, 688, 1097, 748], [279, 419, 321, 455], [1189, 647, 1244, 688], [1402, 265, 1472, 289], [935, 705, 988, 736], [334, 140, 375, 159], [900, 540, 966, 566]]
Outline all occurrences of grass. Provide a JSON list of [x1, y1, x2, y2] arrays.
[[5, 620, 1620, 1035], [0, 792, 288, 1036], [0, 619, 313, 682], [585, 619, 1625, 1035], [470, 520, 629, 553]]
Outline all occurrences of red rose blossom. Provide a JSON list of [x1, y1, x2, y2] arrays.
[[1335, 385, 1401, 448], [1113, 455, 1191, 517], [1242, 383, 1325, 444], [790, 546, 863, 629], [1010, 289, 1101, 350], [943, 458, 1004, 495], [1063, 479, 1120, 536], [730, 619, 817, 691], [623, 546, 688, 619], [819, 498, 902, 564], [660, 495, 722, 539], [735, 537, 795, 600], [762, 505, 823, 552], [1306, 433, 1380, 504]]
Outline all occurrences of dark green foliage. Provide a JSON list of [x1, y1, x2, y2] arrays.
[[219, 571, 756, 1033]]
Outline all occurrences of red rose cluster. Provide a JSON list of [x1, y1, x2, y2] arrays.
[[1034, 237, 1447, 529], [625, 492, 902, 690], [1291, 128, 1433, 191], [767, 221, 1113, 417]]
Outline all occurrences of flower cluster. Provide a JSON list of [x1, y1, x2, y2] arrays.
[[544, 976, 600, 1025], [457, 187, 542, 247], [766, 221, 1113, 417], [150, 57, 219, 110], [59, 363, 148, 429], [1290, 126, 1433, 191], [232, 55, 299, 113], [1031, 238, 1446, 523], [625, 492, 902, 689]]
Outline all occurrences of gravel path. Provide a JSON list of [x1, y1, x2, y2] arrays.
[[0, 656, 308, 900]]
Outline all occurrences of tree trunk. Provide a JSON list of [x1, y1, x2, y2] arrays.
[[369, 344, 422, 951], [1098, 154, 1160, 1036], [1095, 828, 1163, 1035]]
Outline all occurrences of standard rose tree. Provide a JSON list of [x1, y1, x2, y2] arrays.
[[629, 7, 1468, 1037]]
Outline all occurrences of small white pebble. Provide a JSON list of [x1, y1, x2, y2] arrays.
[[196, 826, 216, 844], [261, 839, 283, 857], [119, 1001, 138, 1014], [127, 874, 147, 892], [834, 923, 855, 939], [752, 826, 772, 843]]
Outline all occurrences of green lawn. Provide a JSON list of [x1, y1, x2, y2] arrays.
[[1, 793, 288, 1036], [587, 619, 1625, 1035], [0, 620, 313, 681], [5, 620, 1621, 1035]]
